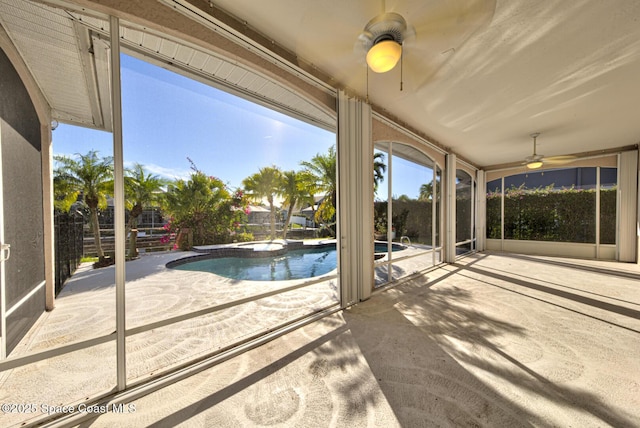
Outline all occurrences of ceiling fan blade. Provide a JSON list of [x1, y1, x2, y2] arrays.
[[294, 1, 380, 76], [286, 0, 496, 98], [524, 154, 544, 163], [543, 155, 578, 165], [404, 0, 496, 89], [410, 0, 495, 47]]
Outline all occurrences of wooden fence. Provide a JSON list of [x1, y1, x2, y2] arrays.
[[83, 228, 174, 257]]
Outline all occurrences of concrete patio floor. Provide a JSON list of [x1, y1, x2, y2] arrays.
[[73, 251, 640, 427], [2, 243, 427, 427], [2, 251, 639, 427]]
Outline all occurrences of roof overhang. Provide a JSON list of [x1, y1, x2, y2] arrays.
[[0, 0, 336, 132]]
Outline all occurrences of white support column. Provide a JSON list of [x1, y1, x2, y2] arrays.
[[386, 143, 393, 283], [432, 167, 437, 265], [110, 16, 127, 391], [471, 178, 476, 251], [500, 176, 505, 251], [596, 167, 601, 259], [476, 170, 486, 251], [617, 150, 639, 262], [42, 122, 55, 311], [337, 91, 373, 305], [444, 154, 457, 263]]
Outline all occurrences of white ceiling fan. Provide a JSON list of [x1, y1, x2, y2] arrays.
[[353, 1, 496, 90], [294, 0, 497, 94], [524, 133, 576, 169], [355, 12, 413, 75]]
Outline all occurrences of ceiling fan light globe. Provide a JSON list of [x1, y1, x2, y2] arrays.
[[526, 160, 543, 169], [366, 40, 402, 73]]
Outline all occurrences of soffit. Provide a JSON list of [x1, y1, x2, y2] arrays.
[[0, 0, 107, 128], [0, 0, 335, 132]]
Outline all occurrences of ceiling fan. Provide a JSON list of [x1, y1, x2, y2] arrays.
[[355, 12, 413, 75], [524, 133, 576, 169], [294, 1, 496, 94]]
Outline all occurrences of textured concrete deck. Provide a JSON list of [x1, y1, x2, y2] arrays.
[[2, 251, 639, 427], [82, 252, 640, 427]]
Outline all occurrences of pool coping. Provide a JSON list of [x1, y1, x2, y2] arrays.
[[166, 240, 335, 268]]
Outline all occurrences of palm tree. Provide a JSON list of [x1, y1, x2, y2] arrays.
[[165, 172, 237, 246], [419, 183, 432, 201], [373, 151, 386, 193], [243, 166, 284, 239], [124, 163, 167, 258], [419, 180, 441, 201], [296, 169, 320, 227], [300, 146, 336, 235], [54, 150, 113, 260], [299, 147, 383, 235], [53, 173, 82, 213], [280, 170, 307, 239]]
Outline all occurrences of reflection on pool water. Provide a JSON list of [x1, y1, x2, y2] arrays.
[[174, 247, 335, 281], [170, 243, 404, 281]]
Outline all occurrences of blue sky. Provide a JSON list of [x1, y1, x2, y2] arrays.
[[53, 53, 432, 201]]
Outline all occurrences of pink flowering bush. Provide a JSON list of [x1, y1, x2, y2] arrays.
[[159, 218, 175, 248]]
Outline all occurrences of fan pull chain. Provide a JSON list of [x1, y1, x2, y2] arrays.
[[366, 66, 370, 103], [400, 46, 404, 91]]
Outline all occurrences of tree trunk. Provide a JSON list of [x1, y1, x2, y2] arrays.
[[127, 204, 142, 259], [90, 207, 104, 259], [268, 198, 276, 239], [282, 200, 296, 239], [127, 216, 138, 259], [128, 228, 138, 259], [267, 197, 276, 239]]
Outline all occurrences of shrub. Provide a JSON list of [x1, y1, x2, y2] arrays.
[[233, 232, 254, 242], [164, 172, 249, 246]]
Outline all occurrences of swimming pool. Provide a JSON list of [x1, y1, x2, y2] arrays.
[[169, 242, 405, 281]]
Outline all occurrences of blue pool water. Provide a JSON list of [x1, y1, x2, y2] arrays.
[[171, 243, 404, 281]]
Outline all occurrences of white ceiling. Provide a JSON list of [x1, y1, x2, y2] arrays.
[[2, 0, 639, 169], [208, 0, 640, 167]]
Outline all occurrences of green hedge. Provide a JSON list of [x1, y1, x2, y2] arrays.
[[487, 186, 616, 244], [456, 188, 472, 242], [375, 200, 436, 245]]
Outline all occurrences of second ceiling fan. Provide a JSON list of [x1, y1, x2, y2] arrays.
[[524, 133, 576, 169]]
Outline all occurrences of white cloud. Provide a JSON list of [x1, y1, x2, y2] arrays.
[[129, 162, 191, 181]]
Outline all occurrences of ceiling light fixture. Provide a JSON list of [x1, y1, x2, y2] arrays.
[[366, 38, 402, 73], [526, 160, 543, 169], [359, 12, 409, 78], [525, 132, 543, 169]]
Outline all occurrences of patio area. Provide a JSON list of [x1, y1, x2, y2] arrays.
[[4, 251, 638, 427], [82, 252, 639, 427], [1, 241, 429, 426], [2, 246, 341, 427]]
